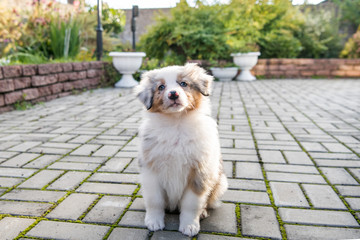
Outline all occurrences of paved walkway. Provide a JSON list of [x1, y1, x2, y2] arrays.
[[0, 79, 359, 240]]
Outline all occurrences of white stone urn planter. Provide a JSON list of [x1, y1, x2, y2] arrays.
[[231, 52, 260, 81], [109, 52, 146, 88], [210, 67, 238, 82]]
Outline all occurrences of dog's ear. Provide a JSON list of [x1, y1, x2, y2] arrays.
[[134, 70, 156, 110], [183, 63, 213, 96]]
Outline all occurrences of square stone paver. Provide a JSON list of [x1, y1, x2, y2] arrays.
[[285, 225, 360, 240], [1, 189, 66, 202], [201, 203, 237, 234], [46, 193, 98, 220], [0, 201, 52, 216], [18, 170, 64, 189], [76, 182, 137, 195], [26, 221, 110, 240], [279, 208, 359, 227], [0, 217, 36, 240], [270, 182, 309, 207], [47, 171, 91, 190], [107, 227, 149, 240], [83, 196, 131, 224], [302, 184, 347, 210], [241, 205, 282, 239]]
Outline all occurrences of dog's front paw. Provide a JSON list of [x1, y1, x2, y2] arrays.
[[179, 222, 200, 237], [145, 212, 165, 231], [200, 209, 209, 219]]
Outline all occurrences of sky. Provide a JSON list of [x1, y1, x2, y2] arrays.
[[82, 0, 326, 9]]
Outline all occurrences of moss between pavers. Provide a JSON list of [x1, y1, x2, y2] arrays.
[[78, 194, 104, 221], [215, 83, 224, 124], [121, 157, 136, 174], [235, 203, 241, 236], [14, 217, 45, 240], [298, 183, 314, 208], [40, 170, 69, 191], [232, 162, 236, 178], [345, 168, 360, 184], [24, 153, 45, 167], [279, 150, 289, 164]]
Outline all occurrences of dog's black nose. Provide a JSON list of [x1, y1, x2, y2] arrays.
[[168, 91, 179, 100]]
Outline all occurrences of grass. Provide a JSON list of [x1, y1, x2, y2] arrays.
[[14, 100, 34, 111]]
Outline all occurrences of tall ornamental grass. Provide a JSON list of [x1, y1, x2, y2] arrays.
[[49, 18, 82, 59]]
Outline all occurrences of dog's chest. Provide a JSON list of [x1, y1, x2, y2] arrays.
[[142, 124, 202, 168], [142, 125, 199, 209]]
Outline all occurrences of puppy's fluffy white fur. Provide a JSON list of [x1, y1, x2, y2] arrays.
[[135, 63, 228, 237]]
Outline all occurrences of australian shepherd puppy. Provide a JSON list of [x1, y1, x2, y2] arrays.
[[135, 63, 228, 237]]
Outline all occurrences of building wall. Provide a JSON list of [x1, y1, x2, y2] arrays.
[[118, 8, 171, 45]]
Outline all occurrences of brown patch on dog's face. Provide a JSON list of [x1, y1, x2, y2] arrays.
[[176, 75, 203, 111], [181, 63, 213, 97], [148, 79, 167, 113]]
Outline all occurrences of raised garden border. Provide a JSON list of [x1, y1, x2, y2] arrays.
[[253, 58, 360, 78], [0, 58, 359, 113], [0, 61, 107, 113]]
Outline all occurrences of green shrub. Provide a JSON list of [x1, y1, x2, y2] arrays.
[[223, 0, 302, 55], [139, 0, 230, 65], [258, 30, 302, 58], [1, 1, 125, 64], [295, 8, 343, 58], [7, 46, 47, 64]]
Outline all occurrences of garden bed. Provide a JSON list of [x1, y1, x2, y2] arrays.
[[0, 61, 106, 113]]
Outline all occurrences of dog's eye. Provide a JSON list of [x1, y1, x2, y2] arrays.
[[180, 82, 187, 87], [158, 85, 165, 91]]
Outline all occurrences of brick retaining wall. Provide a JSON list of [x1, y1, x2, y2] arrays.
[[253, 59, 360, 78], [0, 61, 106, 113], [0, 59, 359, 113]]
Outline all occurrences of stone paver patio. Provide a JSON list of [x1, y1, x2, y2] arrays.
[[0, 79, 359, 240]]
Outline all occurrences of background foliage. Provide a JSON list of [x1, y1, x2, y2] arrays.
[[295, 8, 343, 58], [341, 26, 360, 59], [0, 0, 125, 65], [139, 0, 358, 64], [1, 0, 359, 66], [139, 0, 230, 65]]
